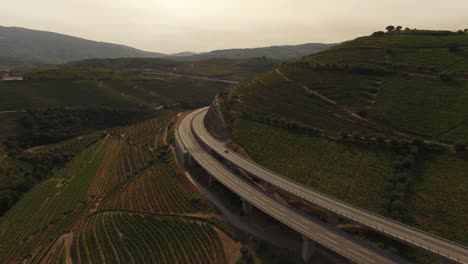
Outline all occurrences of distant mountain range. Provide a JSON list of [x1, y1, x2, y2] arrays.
[[0, 26, 333, 68], [172, 43, 334, 61], [0, 26, 164, 66]]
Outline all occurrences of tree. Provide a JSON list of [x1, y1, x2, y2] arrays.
[[372, 31, 385, 36], [240, 246, 249, 256], [386, 25, 395, 32], [405, 27, 410, 31], [396, 26, 403, 31], [465, 29, 468, 33]]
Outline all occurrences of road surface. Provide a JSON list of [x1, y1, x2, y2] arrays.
[[191, 108, 468, 264], [143, 71, 239, 84], [178, 108, 402, 264]]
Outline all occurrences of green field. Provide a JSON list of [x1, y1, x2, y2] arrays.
[[230, 71, 399, 138], [0, 114, 229, 263], [232, 119, 395, 213], [45, 57, 278, 82], [73, 212, 225, 264], [302, 32, 468, 70], [411, 155, 468, 245], [224, 30, 468, 249], [0, 141, 106, 262], [281, 64, 381, 112], [0, 78, 229, 110], [371, 76, 468, 142]]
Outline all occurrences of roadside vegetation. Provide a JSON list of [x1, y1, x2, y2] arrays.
[[222, 28, 468, 249]]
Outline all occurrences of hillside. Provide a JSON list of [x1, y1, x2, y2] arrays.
[[220, 28, 468, 255], [0, 26, 164, 66], [0, 112, 233, 263], [64, 57, 280, 81], [173, 43, 334, 61], [0, 26, 332, 69]]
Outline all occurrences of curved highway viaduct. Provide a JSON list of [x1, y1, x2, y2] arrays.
[[186, 107, 468, 264], [176, 108, 410, 264]]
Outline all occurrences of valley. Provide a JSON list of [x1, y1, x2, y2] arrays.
[[0, 27, 467, 264]]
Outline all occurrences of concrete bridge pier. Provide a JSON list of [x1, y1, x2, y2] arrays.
[[186, 153, 193, 167], [208, 174, 213, 186], [241, 198, 253, 215], [301, 235, 315, 263]]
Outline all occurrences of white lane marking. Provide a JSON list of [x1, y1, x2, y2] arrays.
[[317, 233, 338, 245], [278, 207, 287, 212], [290, 218, 310, 230], [358, 247, 371, 255], [347, 248, 375, 263], [251, 197, 265, 206], [271, 208, 286, 217]]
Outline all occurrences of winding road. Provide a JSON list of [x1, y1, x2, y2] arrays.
[[189, 108, 468, 264], [177, 108, 405, 264]]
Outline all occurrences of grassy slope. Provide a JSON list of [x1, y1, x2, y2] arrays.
[[233, 119, 394, 213], [0, 78, 228, 110], [411, 155, 468, 245], [64, 57, 279, 81], [371, 76, 468, 142], [226, 30, 468, 246]]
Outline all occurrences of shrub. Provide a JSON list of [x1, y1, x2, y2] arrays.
[[448, 43, 460, 53], [454, 143, 466, 153], [439, 73, 453, 81], [340, 129, 349, 139], [353, 133, 361, 141], [376, 135, 386, 145], [240, 246, 249, 256], [189, 192, 203, 204], [412, 138, 425, 147], [372, 31, 385, 36]]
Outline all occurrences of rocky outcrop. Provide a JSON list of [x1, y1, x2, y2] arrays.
[[204, 96, 230, 141]]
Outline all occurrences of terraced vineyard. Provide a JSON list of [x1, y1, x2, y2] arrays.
[[223, 30, 468, 249], [0, 78, 229, 111], [100, 160, 199, 214], [0, 141, 106, 262], [370, 76, 468, 142], [0, 113, 229, 263], [22, 134, 102, 158], [280, 64, 382, 112], [233, 118, 395, 213], [230, 70, 400, 139], [73, 212, 225, 264], [302, 32, 468, 72], [411, 155, 468, 245]]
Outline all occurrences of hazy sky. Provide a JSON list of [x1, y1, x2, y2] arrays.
[[2, 0, 468, 53]]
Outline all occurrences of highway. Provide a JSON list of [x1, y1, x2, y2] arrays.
[[141, 71, 239, 84], [178, 108, 401, 264], [191, 108, 468, 264]]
